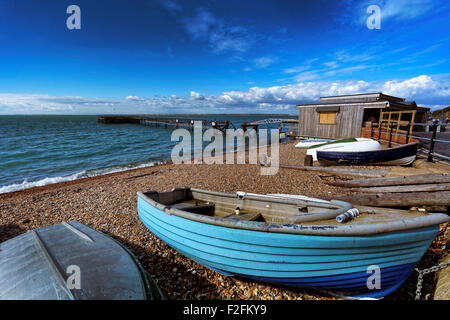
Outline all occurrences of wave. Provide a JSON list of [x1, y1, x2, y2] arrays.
[[0, 171, 89, 194], [0, 161, 164, 194]]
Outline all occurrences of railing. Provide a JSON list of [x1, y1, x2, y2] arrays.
[[379, 110, 416, 136], [368, 120, 450, 162], [249, 119, 299, 137], [251, 119, 295, 125]]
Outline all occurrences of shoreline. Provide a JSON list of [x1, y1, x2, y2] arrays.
[[0, 136, 287, 197], [0, 161, 173, 199], [0, 160, 170, 197]]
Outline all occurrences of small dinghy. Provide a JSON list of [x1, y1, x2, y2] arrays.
[[317, 142, 418, 166], [137, 188, 448, 298], [0, 221, 162, 300], [307, 138, 381, 161]]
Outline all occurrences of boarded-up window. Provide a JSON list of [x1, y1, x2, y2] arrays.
[[319, 112, 336, 124]]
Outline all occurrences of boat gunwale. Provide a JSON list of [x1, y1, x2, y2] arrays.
[[137, 188, 449, 236]]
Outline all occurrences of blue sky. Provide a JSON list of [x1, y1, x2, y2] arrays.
[[0, 0, 449, 114]]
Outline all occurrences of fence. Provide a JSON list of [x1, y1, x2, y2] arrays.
[[367, 120, 450, 162]]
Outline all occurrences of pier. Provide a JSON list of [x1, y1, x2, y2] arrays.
[[98, 115, 251, 132], [98, 115, 297, 134]]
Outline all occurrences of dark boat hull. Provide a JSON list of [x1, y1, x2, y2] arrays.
[[317, 143, 418, 166]]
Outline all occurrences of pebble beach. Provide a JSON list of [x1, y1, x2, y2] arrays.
[[0, 141, 448, 300]]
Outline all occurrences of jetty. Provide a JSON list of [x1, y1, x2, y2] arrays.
[[98, 115, 297, 133], [98, 115, 235, 130]]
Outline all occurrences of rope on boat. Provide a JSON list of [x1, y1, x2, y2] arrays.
[[336, 208, 360, 223]]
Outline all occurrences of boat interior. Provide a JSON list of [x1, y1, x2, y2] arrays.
[[142, 188, 433, 226]]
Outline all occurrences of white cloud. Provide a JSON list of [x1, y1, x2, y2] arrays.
[[1, 75, 448, 114], [381, 75, 449, 98], [183, 8, 216, 39], [0, 94, 118, 114], [293, 71, 322, 82], [353, 0, 436, 26], [283, 66, 310, 74], [380, 0, 434, 20], [190, 91, 205, 100], [325, 65, 372, 77], [334, 50, 374, 63], [244, 57, 277, 72], [253, 57, 276, 69], [420, 104, 448, 112], [125, 95, 144, 101], [217, 75, 449, 108], [159, 0, 183, 13], [283, 58, 320, 74], [324, 61, 339, 69], [179, 8, 252, 55]]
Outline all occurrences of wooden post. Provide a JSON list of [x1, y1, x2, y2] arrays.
[[304, 155, 313, 166], [378, 122, 382, 142], [378, 112, 383, 141], [405, 123, 410, 144], [396, 114, 401, 137], [411, 111, 416, 133], [427, 120, 438, 162], [388, 122, 393, 148]]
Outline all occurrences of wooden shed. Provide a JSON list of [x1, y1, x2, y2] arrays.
[[296, 93, 429, 140]]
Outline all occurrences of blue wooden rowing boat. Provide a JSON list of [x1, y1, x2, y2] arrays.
[[317, 142, 418, 166], [137, 188, 449, 298]]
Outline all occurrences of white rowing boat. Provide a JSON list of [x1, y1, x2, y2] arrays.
[[307, 138, 382, 161]]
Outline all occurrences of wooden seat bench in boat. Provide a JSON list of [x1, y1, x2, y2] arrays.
[[170, 202, 215, 215], [224, 212, 263, 221]]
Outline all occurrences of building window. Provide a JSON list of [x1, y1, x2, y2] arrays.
[[319, 112, 337, 124]]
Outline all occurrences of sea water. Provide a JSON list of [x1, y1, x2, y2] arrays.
[[0, 114, 295, 193]]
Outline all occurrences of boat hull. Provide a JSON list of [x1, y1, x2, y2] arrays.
[[137, 196, 438, 298], [0, 221, 162, 300], [307, 139, 381, 161], [317, 143, 418, 166]]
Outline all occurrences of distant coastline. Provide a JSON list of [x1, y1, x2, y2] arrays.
[[0, 113, 298, 117]]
